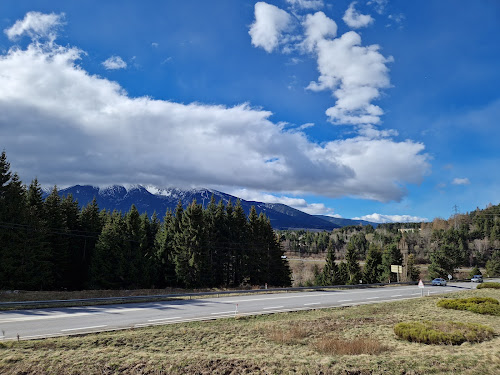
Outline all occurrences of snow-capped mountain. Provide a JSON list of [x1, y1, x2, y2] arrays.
[[49, 185, 375, 230]]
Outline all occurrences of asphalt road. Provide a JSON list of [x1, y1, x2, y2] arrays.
[[0, 281, 492, 341]]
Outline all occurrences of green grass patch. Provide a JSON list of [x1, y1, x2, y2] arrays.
[[477, 282, 500, 289], [437, 297, 500, 316], [394, 321, 494, 345]]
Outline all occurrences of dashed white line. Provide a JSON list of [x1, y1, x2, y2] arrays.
[[391, 295, 403, 297], [148, 316, 182, 322], [304, 302, 320, 306], [211, 311, 236, 315], [61, 325, 107, 332], [263, 306, 284, 310], [366, 297, 380, 300], [338, 299, 352, 302]]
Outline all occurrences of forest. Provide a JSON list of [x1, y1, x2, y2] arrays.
[[280, 205, 500, 285], [0, 152, 291, 291]]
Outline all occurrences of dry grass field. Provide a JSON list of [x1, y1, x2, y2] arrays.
[[1, 288, 499, 374]]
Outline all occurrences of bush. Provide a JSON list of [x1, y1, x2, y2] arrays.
[[437, 297, 500, 316], [477, 282, 500, 289], [394, 321, 494, 345]]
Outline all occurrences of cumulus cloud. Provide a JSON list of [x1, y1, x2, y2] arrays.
[[306, 30, 392, 125], [229, 189, 334, 215], [343, 2, 374, 29], [0, 12, 429, 203], [249, 2, 293, 53], [301, 11, 337, 52], [353, 213, 429, 223], [285, 0, 324, 10], [4, 11, 64, 42], [452, 178, 470, 185], [102, 56, 127, 70], [249, 4, 392, 126]]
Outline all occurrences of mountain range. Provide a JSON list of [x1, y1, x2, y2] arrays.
[[49, 185, 377, 230]]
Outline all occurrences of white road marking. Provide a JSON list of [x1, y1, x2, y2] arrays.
[[304, 302, 320, 306], [211, 311, 237, 315], [263, 306, 284, 310], [338, 299, 352, 302], [148, 316, 182, 322], [366, 297, 380, 300], [0, 312, 94, 324], [61, 325, 107, 332]]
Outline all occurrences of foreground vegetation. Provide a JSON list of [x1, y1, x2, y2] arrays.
[[1, 289, 499, 374]]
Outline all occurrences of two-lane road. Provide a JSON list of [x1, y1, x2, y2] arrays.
[[0, 281, 487, 341]]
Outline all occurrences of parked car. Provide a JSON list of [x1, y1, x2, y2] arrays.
[[431, 278, 447, 286], [471, 275, 483, 283]]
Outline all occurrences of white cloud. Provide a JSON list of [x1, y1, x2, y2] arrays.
[[343, 2, 374, 29], [306, 30, 393, 125], [151, 42, 159, 48], [353, 213, 429, 223], [4, 11, 64, 42], [367, 0, 388, 15], [0, 13, 429, 203], [452, 178, 471, 185], [298, 122, 315, 130], [249, 2, 293, 53], [301, 11, 337, 52], [285, 0, 324, 10], [102, 56, 127, 70], [229, 189, 334, 215]]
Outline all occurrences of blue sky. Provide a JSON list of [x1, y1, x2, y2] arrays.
[[0, 0, 499, 223]]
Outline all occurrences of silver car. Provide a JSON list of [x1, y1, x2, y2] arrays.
[[431, 278, 447, 286], [471, 275, 483, 283]]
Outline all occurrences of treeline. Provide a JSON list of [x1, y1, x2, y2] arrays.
[[0, 152, 291, 290], [281, 208, 500, 280]]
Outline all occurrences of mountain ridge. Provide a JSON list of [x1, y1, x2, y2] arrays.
[[50, 185, 377, 230]]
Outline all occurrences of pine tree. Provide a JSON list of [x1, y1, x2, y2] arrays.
[[44, 186, 71, 288], [90, 211, 128, 289], [318, 245, 339, 285], [155, 210, 177, 287], [363, 243, 383, 284], [345, 240, 361, 284], [78, 197, 102, 287], [337, 261, 349, 285], [380, 244, 403, 282], [61, 193, 83, 289], [229, 200, 248, 286]]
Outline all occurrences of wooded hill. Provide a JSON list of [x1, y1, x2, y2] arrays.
[[281, 205, 500, 284], [0, 152, 291, 291]]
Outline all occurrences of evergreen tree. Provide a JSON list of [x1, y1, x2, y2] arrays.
[[155, 210, 177, 287], [318, 245, 339, 285], [44, 186, 71, 288], [78, 198, 102, 287], [345, 240, 361, 284], [60, 194, 83, 289], [380, 244, 403, 282], [485, 250, 500, 277], [428, 244, 461, 279], [229, 200, 248, 286], [363, 243, 383, 284], [337, 261, 349, 285], [90, 211, 128, 288]]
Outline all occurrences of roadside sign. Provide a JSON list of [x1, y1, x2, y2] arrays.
[[391, 265, 403, 273], [418, 279, 424, 288], [448, 274, 452, 280]]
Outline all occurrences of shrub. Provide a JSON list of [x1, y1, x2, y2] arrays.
[[313, 337, 389, 355], [477, 282, 500, 289], [437, 297, 500, 316], [394, 321, 494, 345]]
